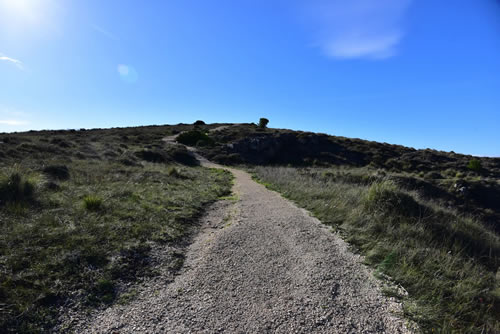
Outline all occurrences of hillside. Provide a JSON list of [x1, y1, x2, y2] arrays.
[[193, 123, 500, 230], [0, 124, 233, 333], [0, 122, 499, 333]]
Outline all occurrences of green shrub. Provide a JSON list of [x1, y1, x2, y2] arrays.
[[364, 180, 421, 217], [167, 145, 198, 166], [193, 120, 205, 126], [0, 172, 36, 205], [83, 195, 103, 211], [136, 149, 168, 163], [467, 159, 481, 172], [258, 118, 269, 128], [176, 130, 214, 146]]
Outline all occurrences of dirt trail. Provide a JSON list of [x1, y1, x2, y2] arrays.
[[77, 131, 413, 333]]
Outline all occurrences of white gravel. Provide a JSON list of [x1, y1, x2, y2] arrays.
[[67, 151, 415, 333]]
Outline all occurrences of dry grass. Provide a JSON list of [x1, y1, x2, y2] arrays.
[[0, 124, 232, 333], [252, 166, 500, 333]]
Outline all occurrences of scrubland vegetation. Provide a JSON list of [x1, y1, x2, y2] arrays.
[[0, 124, 232, 333], [1, 121, 499, 333], [252, 166, 500, 333], [202, 124, 500, 229]]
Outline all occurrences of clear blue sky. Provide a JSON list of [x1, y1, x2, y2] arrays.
[[1, 0, 499, 156]]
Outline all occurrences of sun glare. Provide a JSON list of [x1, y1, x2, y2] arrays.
[[0, 0, 45, 24]]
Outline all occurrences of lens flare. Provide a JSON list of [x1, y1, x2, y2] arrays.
[[117, 64, 138, 83]]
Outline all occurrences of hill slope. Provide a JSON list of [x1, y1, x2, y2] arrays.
[[194, 123, 500, 229]]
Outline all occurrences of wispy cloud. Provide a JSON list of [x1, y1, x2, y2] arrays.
[[0, 119, 29, 126], [91, 24, 118, 40], [0, 107, 30, 126], [303, 0, 412, 60], [0, 52, 24, 70]]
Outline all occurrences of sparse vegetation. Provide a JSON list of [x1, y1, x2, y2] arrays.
[[0, 124, 232, 333], [252, 166, 500, 333], [1, 122, 499, 333], [199, 124, 500, 228]]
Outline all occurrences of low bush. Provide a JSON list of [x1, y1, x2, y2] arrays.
[[176, 130, 214, 147], [167, 145, 198, 166], [43, 165, 70, 180], [468, 159, 482, 172], [135, 149, 168, 163], [364, 180, 422, 217], [50, 137, 72, 148], [258, 118, 269, 128], [0, 171, 36, 206]]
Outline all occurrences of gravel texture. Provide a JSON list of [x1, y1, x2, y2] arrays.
[[69, 146, 414, 333]]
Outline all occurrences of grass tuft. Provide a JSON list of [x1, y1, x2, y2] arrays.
[[167, 166, 180, 177], [0, 171, 36, 206], [83, 195, 103, 211]]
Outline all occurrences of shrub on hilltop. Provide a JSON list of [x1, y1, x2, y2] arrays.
[[176, 130, 214, 147], [258, 118, 269, 129]]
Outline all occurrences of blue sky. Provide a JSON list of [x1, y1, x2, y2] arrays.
[[0, 0, 499, 156]]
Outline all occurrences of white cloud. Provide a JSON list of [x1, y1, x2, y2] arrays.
[[0, 52, 24, 69], [303, 0, 412, 60], [0, 119, 29, 126], [91, 24, 117, 40]]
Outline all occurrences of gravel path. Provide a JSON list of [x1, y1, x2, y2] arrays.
[[74, 146, 414, 333]]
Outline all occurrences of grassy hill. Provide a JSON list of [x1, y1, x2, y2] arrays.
[[0, 124, 232, 333], [196, 123, 500, 231], [1, 122, 499, 333]]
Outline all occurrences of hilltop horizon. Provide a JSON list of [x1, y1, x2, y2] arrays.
[[1, 120, 499, 158], [1, 1, 499, 156]]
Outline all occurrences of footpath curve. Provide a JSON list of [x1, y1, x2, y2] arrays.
[[79, 132, 413, 333]]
